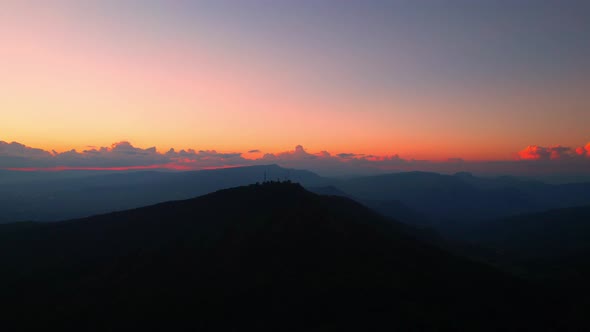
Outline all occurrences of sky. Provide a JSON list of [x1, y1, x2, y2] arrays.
[[1, 1, 589, 175]]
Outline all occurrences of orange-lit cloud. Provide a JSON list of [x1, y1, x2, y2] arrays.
[[575, 143, 590, 157], [518, 145, 575, 160], [3, 140, 590, 176]]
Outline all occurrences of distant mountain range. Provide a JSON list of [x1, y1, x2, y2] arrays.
[[337, 171, 590, 227], [3, 165, 590, 231], [0, 182, 578, 331]]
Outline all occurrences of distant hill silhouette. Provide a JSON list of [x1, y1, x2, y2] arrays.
[[3, 167, 590, 229], [336, 171, 590, 228], [0, 183, 574, 331]]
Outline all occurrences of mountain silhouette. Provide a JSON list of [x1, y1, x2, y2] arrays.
[[0, 182, 574, 331], [3, 167, 590, 231]]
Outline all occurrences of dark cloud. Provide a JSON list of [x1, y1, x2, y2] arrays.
[[0, 141, 54, 168], [277, 145, 317, 160], [0, 141, 247, 170], [54, 142, 168, 167], [0, 141, 52, 159], [447, 158, 464, 163], [248, 149, 261, 153], [259, 145, 408, 175], [165, 148, 247, 168]]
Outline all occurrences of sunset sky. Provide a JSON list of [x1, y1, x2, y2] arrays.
[[1, 1, 589, 174]]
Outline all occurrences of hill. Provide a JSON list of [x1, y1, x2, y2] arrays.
[[0, 182, 568, 331]]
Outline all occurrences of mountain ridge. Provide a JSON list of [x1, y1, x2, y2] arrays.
[[0, 182, 565, 331]]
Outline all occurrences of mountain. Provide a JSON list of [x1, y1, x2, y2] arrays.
[[0, 183, 570, 331], [5, 166, 590, 230], [336, 171, 590, 228], [0, 164, 328, 223]]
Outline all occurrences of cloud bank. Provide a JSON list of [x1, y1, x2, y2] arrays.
[[1, 140, 590, 176]]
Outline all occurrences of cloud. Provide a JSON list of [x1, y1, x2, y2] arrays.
[[549, 146, 573, 160], [247, 149, 261, 153], [2, 140, 590, 176], [265, 145, 318, 161], [164, 148, 247, 168], [575, 143, 590, 157], [0, 141, 54, 168], [518, 145, 550, 160], [0, 141, 53, 158], [258, 145, 409, 175], [518, 145, 574, 160], [45, 141, 172, 169], [0, 141, 248, 171]]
